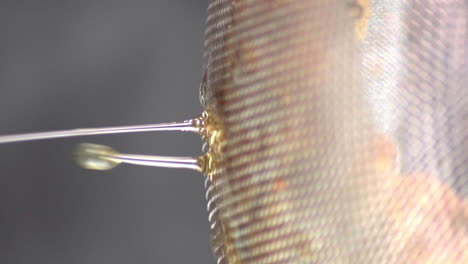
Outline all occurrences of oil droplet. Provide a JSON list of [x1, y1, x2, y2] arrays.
[[197, 110, 225, 181], [75, 143, 120, 170]]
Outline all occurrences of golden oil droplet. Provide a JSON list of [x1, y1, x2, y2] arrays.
[[75, 143, 120, 171], [197, 110, 225, 181]]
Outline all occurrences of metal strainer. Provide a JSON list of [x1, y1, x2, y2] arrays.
[[0, 1, 464, 263], [201, 0, 467, 263]]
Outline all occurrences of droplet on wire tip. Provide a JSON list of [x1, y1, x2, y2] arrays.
[[75, 143, 204, 172]]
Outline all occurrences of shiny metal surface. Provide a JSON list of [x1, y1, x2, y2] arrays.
[[201, 0, 467, 263]]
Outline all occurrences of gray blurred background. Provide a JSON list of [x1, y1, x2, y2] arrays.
[[0, 1, 212, 263]]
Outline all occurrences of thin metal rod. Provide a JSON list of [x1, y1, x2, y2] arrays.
[[74, 143, 203, 171], [0, 120, 199, 144], [108, 154, 202, 171]]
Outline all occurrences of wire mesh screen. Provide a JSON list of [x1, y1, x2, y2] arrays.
[[202, 0, 467, 263]]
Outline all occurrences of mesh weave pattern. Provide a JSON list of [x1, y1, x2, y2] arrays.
[[202, 1, 468, 263]]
